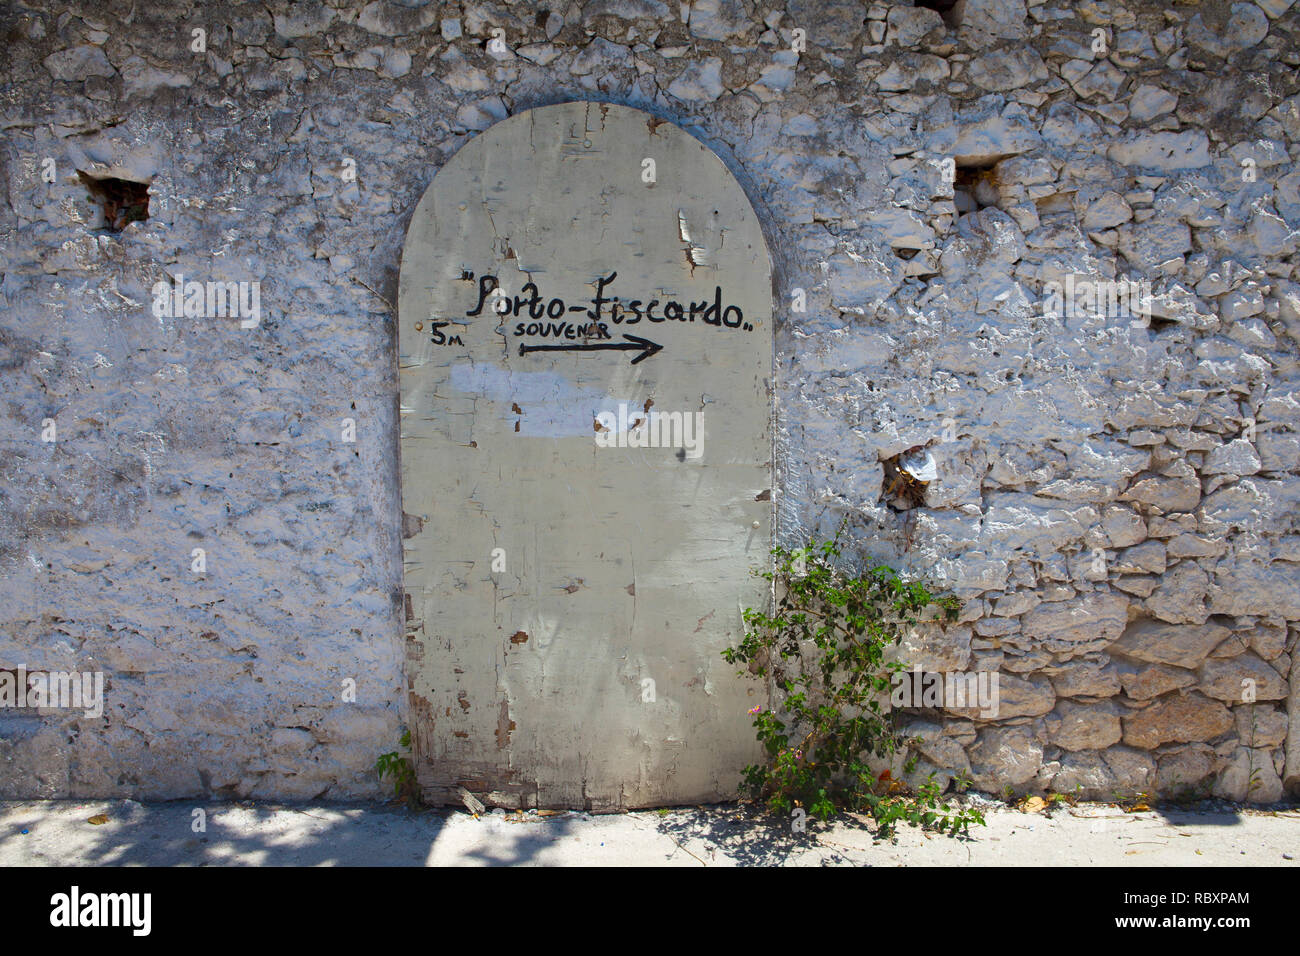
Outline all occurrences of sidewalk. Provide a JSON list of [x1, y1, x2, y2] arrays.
[[2, 798, 1297, 866]]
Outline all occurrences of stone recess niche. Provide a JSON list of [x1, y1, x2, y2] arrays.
[[0, 0, 1298, 805], [397, 102, 773, 809]]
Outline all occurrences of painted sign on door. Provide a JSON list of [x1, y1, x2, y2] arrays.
[[398, 102, 772, 809]]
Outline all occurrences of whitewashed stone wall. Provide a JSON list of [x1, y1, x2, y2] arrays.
[[2, 0, 1298, 804]]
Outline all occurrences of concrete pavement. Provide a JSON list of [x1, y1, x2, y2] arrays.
[[2, 797, 1298, 866]]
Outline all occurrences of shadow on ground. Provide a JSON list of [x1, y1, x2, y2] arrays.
[[3, 795, 1293, 866], [649, 802, 977, 865], [0, 800, 452, 866]]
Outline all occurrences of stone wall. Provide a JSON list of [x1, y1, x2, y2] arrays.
[[2, 0, 1298, 803]]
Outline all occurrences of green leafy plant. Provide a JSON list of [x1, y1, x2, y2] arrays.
[[723, 531, 984, 838], [376, 729, 420, 809]]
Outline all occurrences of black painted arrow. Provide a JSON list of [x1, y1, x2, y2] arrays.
[[518, 333, 664, 365]]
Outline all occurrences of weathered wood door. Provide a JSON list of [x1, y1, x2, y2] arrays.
[[397, 102, 772, 810]]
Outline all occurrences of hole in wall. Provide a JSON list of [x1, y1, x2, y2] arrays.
[[77, 171, 150, 232], [915, 0, 963, 28], [880, 448, 933, 511], [1145, 315, 1181, 334], [953, 161, 1000, 215]]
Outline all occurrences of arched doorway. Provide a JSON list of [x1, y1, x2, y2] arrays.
[[397, 101, 772, 810]]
